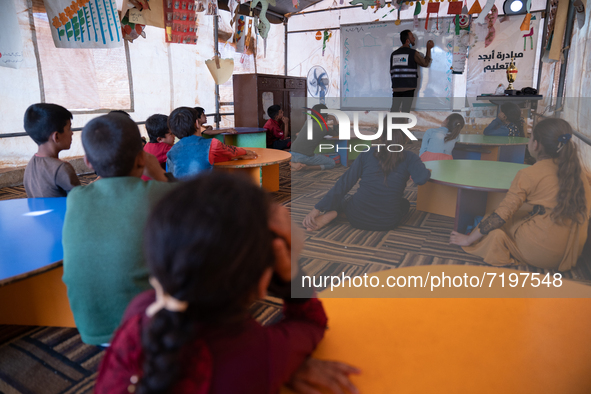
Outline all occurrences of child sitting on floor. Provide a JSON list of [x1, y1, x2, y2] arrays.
[[94, 173, 360, 394], [62, 113, 174, 346], [23, 103, 81, 197], [483, 102, 524, 137], [264, 104, 291, 150], [166, 107, 257, 179], [419, 113, 465, 162], [450, 118, 591, 271], [303, 118, 430, 231], [144, 114, 175, 168]]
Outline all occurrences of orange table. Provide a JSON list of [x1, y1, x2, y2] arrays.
[[214, 147, 291, 192], [283, 265, 591, 394]]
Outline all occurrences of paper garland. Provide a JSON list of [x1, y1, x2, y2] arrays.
[[425, 2, 440, 30], [447, 1, 462, 14], [468, 0, 482, 14]]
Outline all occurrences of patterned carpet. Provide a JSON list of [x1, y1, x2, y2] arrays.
[[0, 154, 590, 393]]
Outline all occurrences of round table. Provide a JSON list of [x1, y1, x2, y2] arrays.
[[0, 197, 75, 327], [281, 265, 591, 394], [214, 147, 291, 191], [416, 160, 529, 233], [453, 134, 530, 163]]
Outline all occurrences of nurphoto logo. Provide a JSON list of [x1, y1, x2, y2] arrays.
[[304, 108, 418, 153]]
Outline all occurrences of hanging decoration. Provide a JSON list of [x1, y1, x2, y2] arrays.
[[250, 0, 275, 39], [520, 13, 532, 31], [121, 14, 146, 42], [315, 31, 323, 40], [519, 0, 532, 30], [0, 0, 24, 69], [164, 0, 199, 44], [522, 27, 534, 50], [45, 0, 123, 48], [350, 0, 385, 10], [121, 0, 164, 28], [322, 30, 332, 56], [205, 57, 234, 84], [447, 1, 463, 14], [293, 0, 300, 7], [474, 0, 494, 24], [468, 0, 482, 13], [425, 1, 441, 30], [395, 4, 402, 24], [413, 1, 421, 28], [205, 0, 218, 15], [484, 4, 498, 47], [242, 17, 253, 63], [451, 14, 470, 73], [235, 15, 246, 53]]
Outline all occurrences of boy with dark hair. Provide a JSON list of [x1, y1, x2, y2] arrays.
[[62, 113, 173, 345], [264, 104, 291, 150], [144, 114, 174, 171], [23, 103, 81, 197], [166, 106, 257, 179], [290, 104, 339, 171]]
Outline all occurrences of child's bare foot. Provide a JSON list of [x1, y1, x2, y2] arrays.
[[449, 231, 472, 246], [290, 162, 305, 171]]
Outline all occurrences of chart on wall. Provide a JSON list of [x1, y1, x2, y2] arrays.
[[340, 20, 454, 110], [45, 0, 122, 49]]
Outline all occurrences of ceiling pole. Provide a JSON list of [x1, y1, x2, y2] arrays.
[[284, 18, 288, 76], [214, 14, 220, 128]]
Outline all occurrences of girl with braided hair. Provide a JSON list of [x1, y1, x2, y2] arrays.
[[95, 173, 359, 394], [450, 118, 591, 271]]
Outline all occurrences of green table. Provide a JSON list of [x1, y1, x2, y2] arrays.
[[205, 127, 267, 148], [416, 160, 529, 233], [453, 135, 530, 163]]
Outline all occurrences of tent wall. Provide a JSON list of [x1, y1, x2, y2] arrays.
[[559, 1, 591, 172], [0, 0, 284, 167]]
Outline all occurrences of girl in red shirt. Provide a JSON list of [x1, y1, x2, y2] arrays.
[[95, 174, 359, 394]]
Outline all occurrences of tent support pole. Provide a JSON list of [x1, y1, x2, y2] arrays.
[[555, 0, 576, 114], [214, 15, 220, 128], [284, 19, 288, 76]]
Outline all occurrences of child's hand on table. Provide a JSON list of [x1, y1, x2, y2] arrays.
[[287, 358, 361, 394], [242, 150, 258, 160]]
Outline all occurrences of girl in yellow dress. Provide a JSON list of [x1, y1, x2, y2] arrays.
[[450, 118, 590, 271]]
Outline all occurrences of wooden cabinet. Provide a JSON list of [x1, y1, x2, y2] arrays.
[[233, 74, 307, 136]]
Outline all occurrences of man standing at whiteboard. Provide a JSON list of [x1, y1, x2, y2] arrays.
[[390, 30, 434, 113]]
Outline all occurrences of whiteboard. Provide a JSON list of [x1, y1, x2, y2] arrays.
[[341, 20, 455, 110]]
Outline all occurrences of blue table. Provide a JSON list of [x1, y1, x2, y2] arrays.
[[452, 135, 530, 163], [0, 198, 75, 326]]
